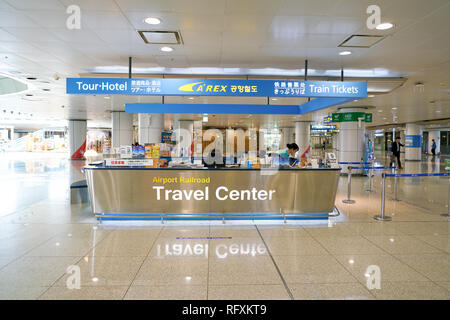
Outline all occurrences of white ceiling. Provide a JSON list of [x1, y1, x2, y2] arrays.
[[0, 0, 449, 130]]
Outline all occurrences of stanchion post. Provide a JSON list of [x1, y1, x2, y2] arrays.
[[366, 166, 373, 192], [441, 177, 450, 217], [391, 168, 401, 201], [374, 173, 392, 221], [342, 166, 356, 204]]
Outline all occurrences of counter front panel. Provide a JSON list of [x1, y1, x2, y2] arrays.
[[84, 168, 341, 216]]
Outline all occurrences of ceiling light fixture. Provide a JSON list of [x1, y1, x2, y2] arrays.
[[376, 22, 394, 30], [160, 46, 173, 52], [368, 95, 375, 98], [339, 51, 352, 56], [144, 17, 161, 25]]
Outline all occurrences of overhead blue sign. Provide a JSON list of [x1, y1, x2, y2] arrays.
[[125, 98, 354, 115], [66, 78, 367, 98]]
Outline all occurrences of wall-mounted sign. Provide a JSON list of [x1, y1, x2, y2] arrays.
[[323, 116, 332, 123], [311, 124, 337, 130], [67, 78, 367, 99], [405, 135, 422, 148], [161, 131, 175, 145], [332, 112, 372, 123]]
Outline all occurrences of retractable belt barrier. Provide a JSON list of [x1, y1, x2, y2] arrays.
[[374, 172, 450, 221], [338, 162, 371, 165], [342, 166, 396, 204], [386, 173, 450, 178]]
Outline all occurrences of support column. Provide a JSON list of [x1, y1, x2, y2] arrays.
[[138, 114, 164, 145], [281, 127, 294, 148], [405, 123, 422, 161], [332, 133, 338, 150], [174, 119, 194, 157], [112, 111, 133, 148], [337, 107, 366, 174], [427, 130, 440, 155], [400, 130, 406, 153], [295, 121, 311, 158], [68, 120, 87, 159], [193, 120, 203, 160]]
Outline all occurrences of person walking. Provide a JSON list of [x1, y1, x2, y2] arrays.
[[391, 136, 404, 169], [431, 139, 436, 156]]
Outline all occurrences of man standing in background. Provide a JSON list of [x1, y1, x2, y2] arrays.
[[391, 136, 404, 169]]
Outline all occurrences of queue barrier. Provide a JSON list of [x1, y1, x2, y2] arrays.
[[338, 162, 371, 165], [374, 172, 450, 221], [342, 166, 396, 204]]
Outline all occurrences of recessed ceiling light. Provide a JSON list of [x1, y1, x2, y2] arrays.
[[376, 22, 394, 30], [188, 97, 194, 100], [144, 17, 161, 25], [392, 107, 397, 110], [339, 51, 352, 56], [436, 110, 441, 113], [104, 96, 110, 99], [271, 98, 278, 101], [368, 94, 375, 98], [160, 46, 173, 52]]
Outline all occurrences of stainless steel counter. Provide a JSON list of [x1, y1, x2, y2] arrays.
[[84, 167, 341, 218]]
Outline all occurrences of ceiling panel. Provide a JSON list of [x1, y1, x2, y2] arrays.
[[91, 28, 143, 44], [83, 11, 133, 30], [48, 28, 106, 43], [3, 27, 63, 42], [168, 0, 225, 14], [0, 11, 39, 27], [115, 0, 174, 12], [22, 10, 68, 28], [177, 13, 224, 32], [225, 0, 284, 14], [4, 0, 66, 10], [59, 0, 121, 12]]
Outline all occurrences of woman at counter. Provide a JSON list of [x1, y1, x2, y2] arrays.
[[286, 143, 300, 167]]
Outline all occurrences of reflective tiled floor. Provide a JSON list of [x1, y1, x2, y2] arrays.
[[0, 151, 449, 300]]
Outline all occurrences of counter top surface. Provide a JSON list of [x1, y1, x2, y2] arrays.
[[83, 166, 341, 171]]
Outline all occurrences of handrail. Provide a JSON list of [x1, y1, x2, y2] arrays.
[[95, 207, 340, 224]]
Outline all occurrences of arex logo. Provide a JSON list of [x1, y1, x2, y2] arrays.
[[178, 82, 228, 93]]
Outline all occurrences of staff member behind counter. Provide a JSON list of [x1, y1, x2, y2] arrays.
[[286, 143, 300, 167], [270, 143, 301, 167]]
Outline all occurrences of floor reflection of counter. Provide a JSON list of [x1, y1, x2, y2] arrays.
[[84, 167, 341, 219], [155, 241, 267, 259]]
